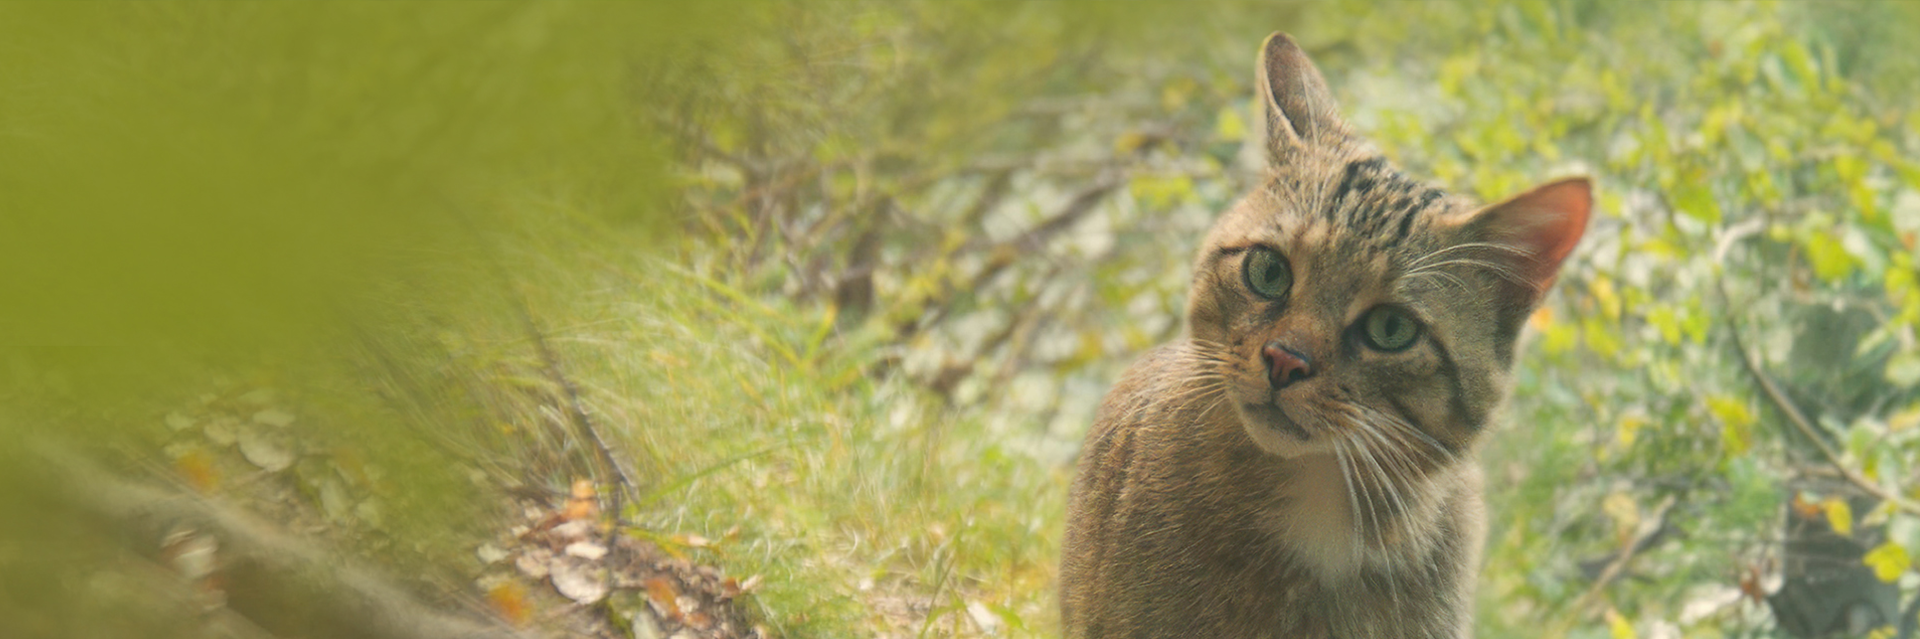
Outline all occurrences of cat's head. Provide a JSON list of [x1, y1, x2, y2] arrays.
[[1189, 33, 1589, 461]]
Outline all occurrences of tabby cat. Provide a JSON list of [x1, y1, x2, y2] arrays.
[[1059, 33, 1590, 638]]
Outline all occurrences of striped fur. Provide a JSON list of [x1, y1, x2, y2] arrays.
[[1060, 32, 1589, 638]]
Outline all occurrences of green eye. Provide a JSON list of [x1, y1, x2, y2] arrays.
[[1243, 247, 1291, 300], [1360, 306, 1421, 352]]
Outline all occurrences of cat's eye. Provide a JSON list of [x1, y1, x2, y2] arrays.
[[1360, 306, 1421, 352], [1242, 247, 1292, 300]]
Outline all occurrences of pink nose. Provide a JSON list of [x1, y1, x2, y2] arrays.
[[1262, 342, 1314, 390]]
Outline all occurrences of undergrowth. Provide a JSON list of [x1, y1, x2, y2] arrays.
[[436, 213, 1068, 637]]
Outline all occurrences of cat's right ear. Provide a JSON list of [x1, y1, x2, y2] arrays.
[[1461, 176, 1591, 313], [1257, 32, 1351, 164]]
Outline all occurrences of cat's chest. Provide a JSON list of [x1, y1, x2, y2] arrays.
[[1256, 453, 1371, 580]]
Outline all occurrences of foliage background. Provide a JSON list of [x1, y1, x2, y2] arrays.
[[3, 1, 1919, 638]]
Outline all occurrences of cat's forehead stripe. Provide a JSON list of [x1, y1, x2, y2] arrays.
[[1285, 153, 1445, 248], [1265, 155, 1450, 253], [1327, 155, 1389, 218], [1395, 190, 1445, 243]]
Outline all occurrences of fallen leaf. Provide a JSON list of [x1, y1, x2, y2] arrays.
[[204, 418, 238, 446], [174, 449, 220, 492], [476, 544, 509, 565], [1790, 493, 1823, 520], [549, 557, 608, 604], [318, 478, 352, 523], [645, 576, 683, 621], [550, 520, 595, 544], [161, 528, 218, 582], [487, 581, 532, 625], [563, 480, 599, 522], [238, 428, 295, 472], [515, 548, 553, 579], [160, 527, 226, 611], [631, 611, 665, 639], [564, 541, 608, 560]]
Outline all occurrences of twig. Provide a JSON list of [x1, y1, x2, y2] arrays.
[[444, 203, 641, 596], [511, 297, 637, 500], [1566, 495, 1677, 620], [445, 201, 640, 511], [508, 294, 641, 594], [908, 173, 1123, 338]]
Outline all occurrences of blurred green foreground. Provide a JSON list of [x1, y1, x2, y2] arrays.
[[4, 2, 1920, 638]]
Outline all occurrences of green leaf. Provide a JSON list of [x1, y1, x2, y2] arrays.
[[1886, 350, 1920, 388], [1213, 106, 1246, 142], [1708, 395, 1754, 429], [1617, 414, 1646, 448], [1825, 498, 1854, 537], [1682, 298, 1712, 344], [1780, 40, 1819, 88], [1672, 179, 1721, 225], [1863, 541, 1910, 583], [1604, 606, 1636, 639], [1129, 174, 1195, 209], [1710, 395, 1754, 457], [1645, 306, 1681, 345], [1582, 315, 1622, 359], [1802, 230, 1858, 282]]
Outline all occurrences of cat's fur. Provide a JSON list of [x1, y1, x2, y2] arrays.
[[1059, 33, 1591, 638]]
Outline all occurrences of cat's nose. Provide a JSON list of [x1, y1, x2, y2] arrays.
[[1262, 342, 1314, 390]]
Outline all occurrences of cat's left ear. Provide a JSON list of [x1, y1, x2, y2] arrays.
[[1461, 177, 1591, 309], [1257, 32, 1354, 163]]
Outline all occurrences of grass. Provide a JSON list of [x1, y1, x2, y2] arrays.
[[434, 212, 1072, 637], [11, 3, 1907, 637]]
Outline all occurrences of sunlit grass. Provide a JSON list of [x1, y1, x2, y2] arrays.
[[438, 213, 1070, 636]]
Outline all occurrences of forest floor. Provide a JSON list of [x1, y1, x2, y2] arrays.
[[83, 384, 779, 639]]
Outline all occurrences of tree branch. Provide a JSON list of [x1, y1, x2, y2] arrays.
[[1569, 495, 1677, 618], [25, 441, 529, 639]]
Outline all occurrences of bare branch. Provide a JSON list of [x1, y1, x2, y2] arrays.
[[26, 441, 529, 639]]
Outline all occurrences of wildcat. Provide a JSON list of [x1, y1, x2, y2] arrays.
[[1058, 33, 1589, 638]]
